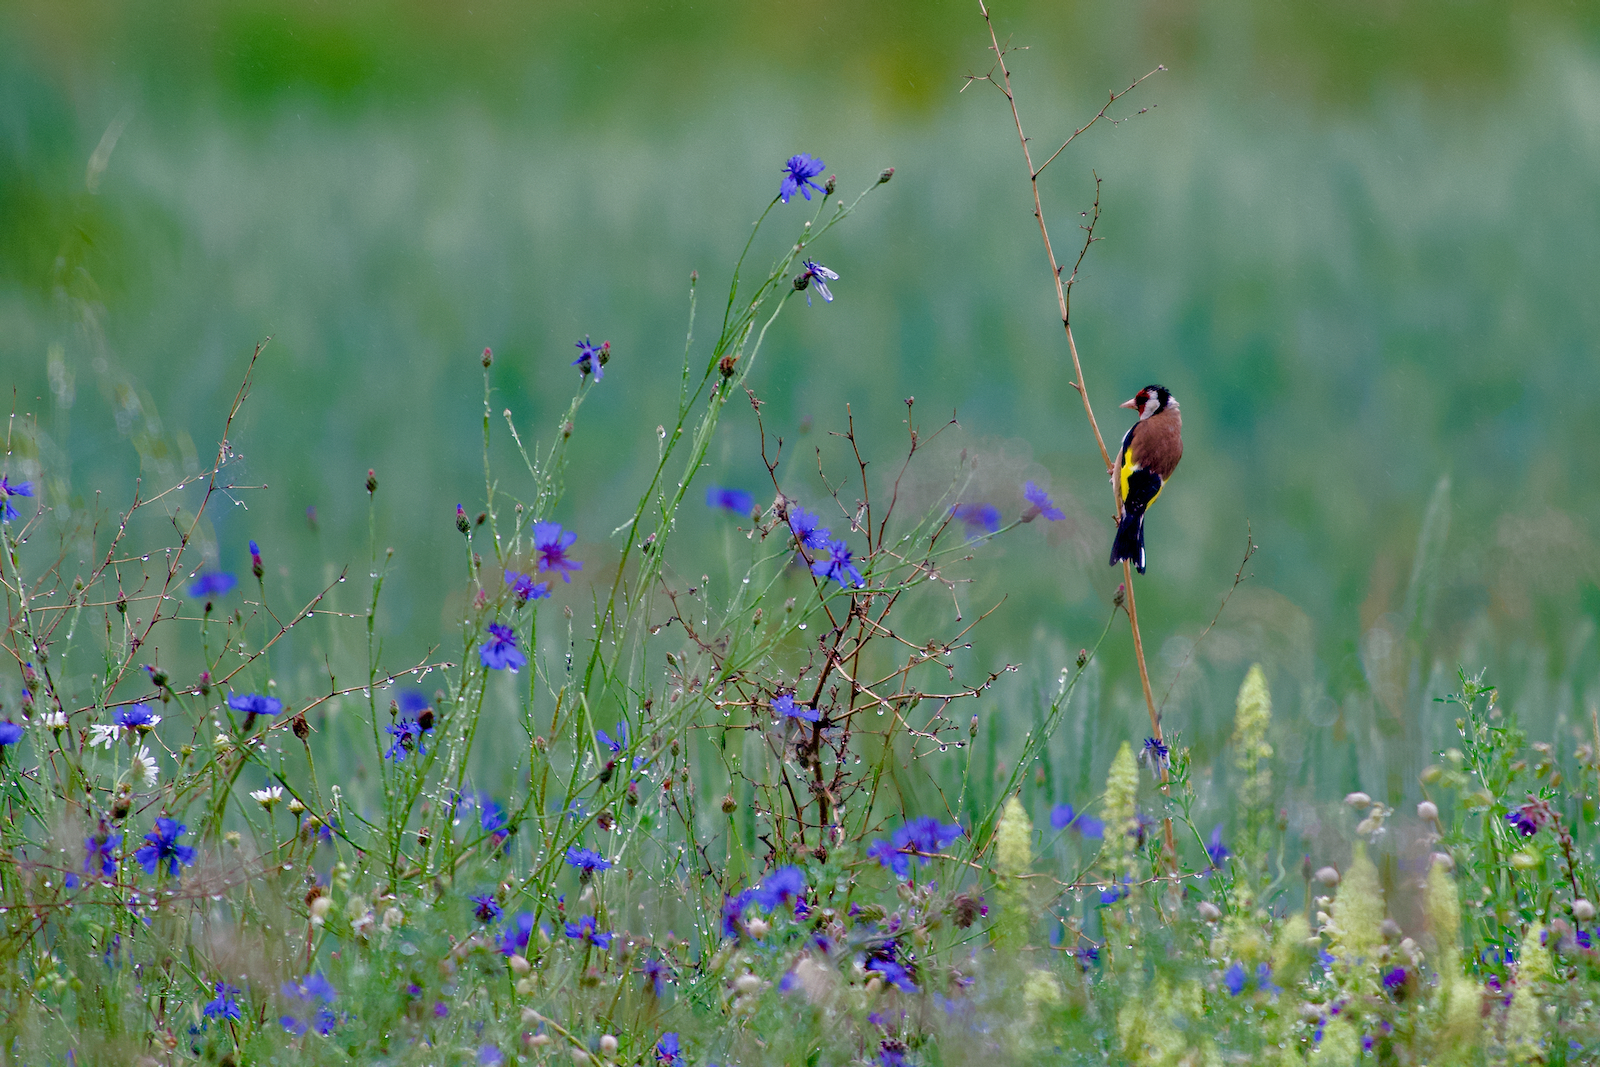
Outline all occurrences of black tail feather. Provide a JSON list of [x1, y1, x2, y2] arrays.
[[1109, 511, 1146, 574]]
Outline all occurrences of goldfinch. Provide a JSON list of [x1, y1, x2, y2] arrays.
[[1109, 385, 1182, 574]]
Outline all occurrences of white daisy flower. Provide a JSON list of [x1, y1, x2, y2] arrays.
[[250, 785, 284, 809], [88, 724, 119, 749], [129, 745, 159, 786], [39, 710, 68, 730]]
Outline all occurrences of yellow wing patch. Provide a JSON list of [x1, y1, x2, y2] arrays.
[[1119, 447, 1136, 504]]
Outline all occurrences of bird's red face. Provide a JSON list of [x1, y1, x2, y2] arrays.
[[1121, 385, 1169, 420], [1121, 388, 1152, 417]]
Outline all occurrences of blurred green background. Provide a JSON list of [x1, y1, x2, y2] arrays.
[[3, 0, 1599, 811]]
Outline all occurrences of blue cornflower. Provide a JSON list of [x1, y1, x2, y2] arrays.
[[249, 539, 263, 578], [572, 336, 609, 382], [0, 721, 21, 747], [478, 1047, 504, 1067], [84, 828, 121, 878], [788, 508, 829, 550], [564, 914, 614, 949], [398, 690, 430, 714], [1098, 880, 1130, 905], [810, 538, 864, 588], [706, 486, 754, 514], [773, 693, 820, 723], [1506, 803, 1544, 837], [1049, 804, 1105, 839], [114, 703, 160, 732], [565, 846, 612, 874], [797, 260, 838, 305], [470, 893, 504, 923], [867, 817, 963, 879], [384, 717, 430, 762], [1222, 961, 1248, 996], [505, 570, 551, 606], [721, 888, 755, 937], [0, 475, 34, 522], [280, 972, 337, 1036], [532, 522, 583, 582], [950, 503, 1000, 538], [480, 623, 527, 672], [226, 692, 283, 718], [462, 792, 511, 849], [1022, 481, 1065, 521], [1206, 825, 1231, 868], [753, 865, 806, 912], [640, 955, 670, 996], [866, 957, 918, 993], [203, 981, 242, 1020], [1382, 966, 1409, 994], [133, 818, 195, 877], [1141, 737, 1169, 772], [877, 1041, 909, 1067], [597, 721, 628, 752], [497, 912, 536, 956], [655, 1032, 685, 1067], [779, 154, 827, 203], [188, 571, 236, 599]]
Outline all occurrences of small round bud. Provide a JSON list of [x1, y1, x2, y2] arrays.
[[482, 347, 494, 368], [1417, 800, 1439, 821], [1314, 866, 1341, 887], [598, 1035, 618, 1057], [1573, 899, 1596, 921], [1343, 792, 1372, 810], [456, 505, 470, 534], [823, 175, 837, 195], [969, 715, 979, 738], [292, 714, 310, 740], [510, 954, 531, 975], [366, 469, 378, 494], [1196, 901, 1222, 922], [877, 167, 895, 184]]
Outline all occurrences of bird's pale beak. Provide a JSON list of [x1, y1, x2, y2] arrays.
[[1119, 398, 1138, 410]]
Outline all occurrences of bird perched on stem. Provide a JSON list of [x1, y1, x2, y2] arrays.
[[1109, 385, 1182, 574]]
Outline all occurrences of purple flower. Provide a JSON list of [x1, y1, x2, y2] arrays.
[[788, 508, 829, 550], [188, 572, 236, 599], [1141, 737, 1169, 771], [0, 475, 34, 522], [203, 981, 242, 1020], [866, 957, 918, 993], [798, 260, 838, 304], [1022, 481, 1065, 521], [773, 693, 820, 723], [505, 570, 551, 606], [533, 522, 583, 582], [0, 721, 21, 747], [1098, 880, 1130, 905], [1222, 961, 1248, 996], [470, 893, 504, 923], [84, 828, 121, 878], [1206, 825, 1230, 868], [383, 717, 430, 762], [565, 847, 612, 874], [480, 623, 527, 671], [226, 692, 283, 718], [868, 817, 963, 879], [572, 336, 609, 382], [398, 690, 430, 714], [811, 538, 864, 588], [950, 503, 1000, 538], [1049, 804, 1105, 839], [1506, 802, 1545, 837], [753, 865, 806, 912], [564, 914, 613, 949], [656, 1032, 684, 1067], [877, 1040, 909, 1067], [133, 818, 195, 877], [478, 1047, 504, 1067], [779, 154, 826, 203], [1382, 967, 1409, 994], [280, 972, 337, 1036], [706, 486, 754, 514], [597, 722, 628, 752], [249, 540, 263, 579]]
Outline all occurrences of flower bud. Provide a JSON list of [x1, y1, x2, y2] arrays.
[[721, 794, 737, 814], [1343, 792, 1372, 809], [1417, 801, 1439, 821], [1314, 866, 1341, 887], [745, 917, 769, 939], [598, 1035, 618, 1057], [510, 954, 531, 975], [482, 347, 494, 368], [366, 469, 378, 495], [1573, 899, 1596, 921], [877, 167, 895, 184], [823, 175, 837, 195], [456, 505, 470, 534]]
